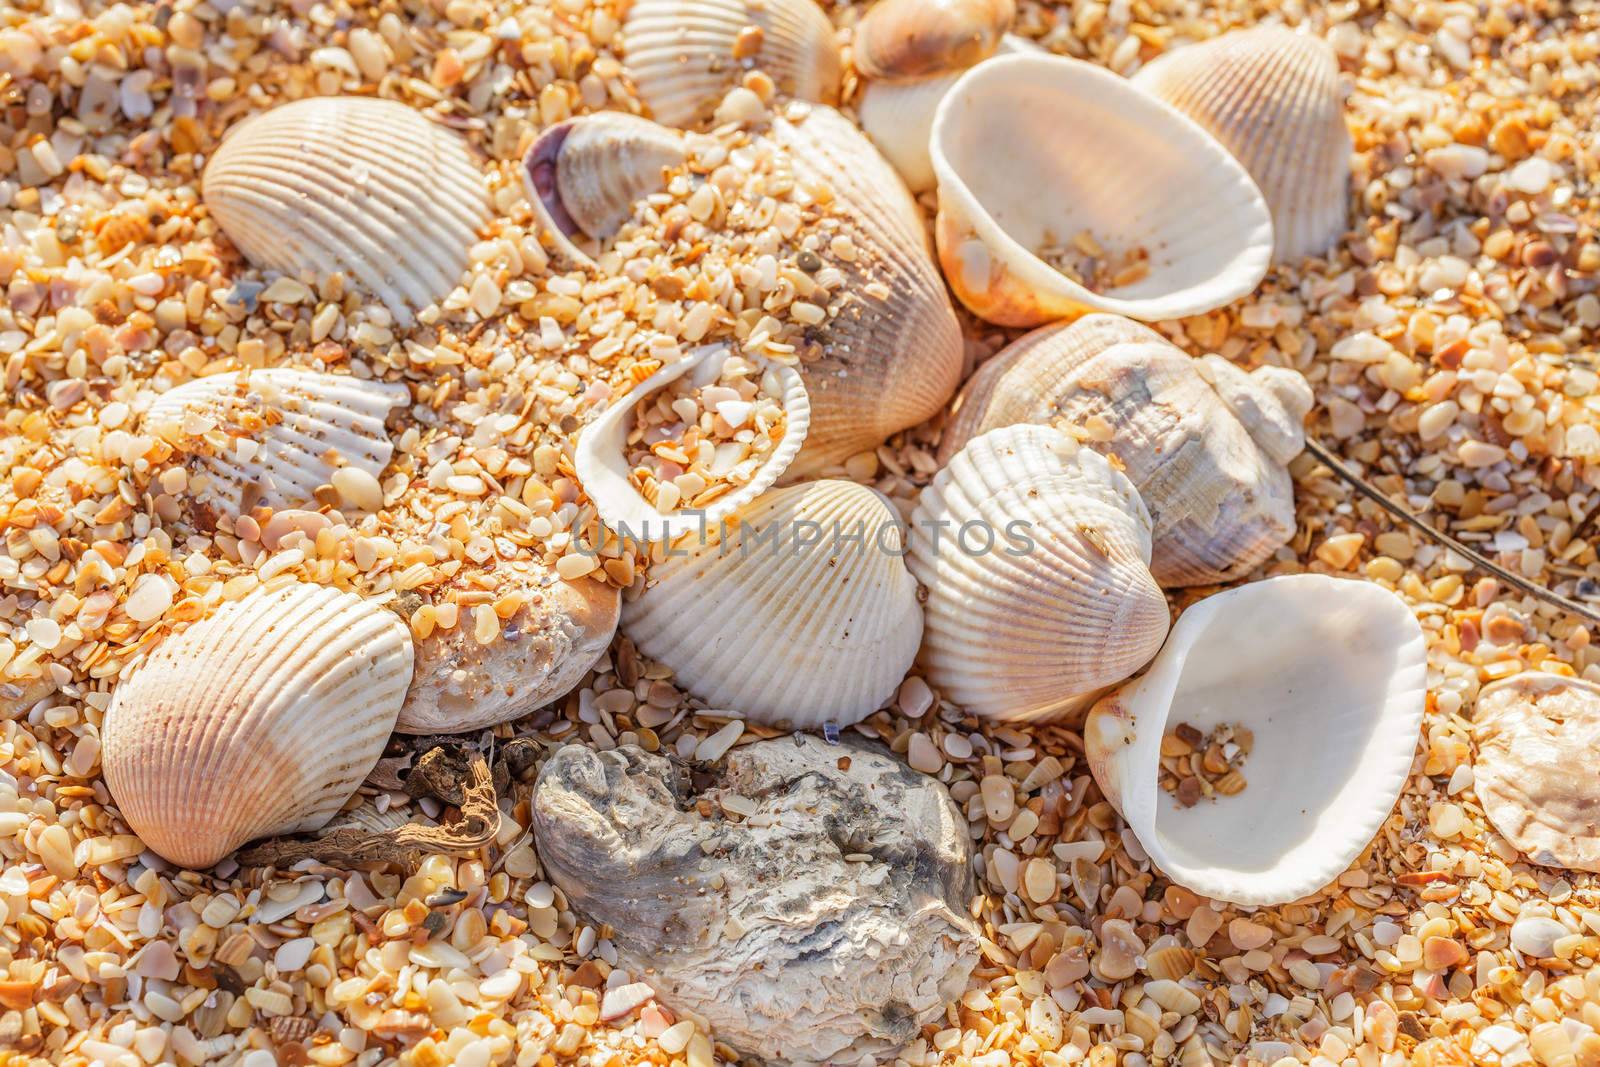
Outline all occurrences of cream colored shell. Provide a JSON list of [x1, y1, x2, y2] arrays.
[[144, 368, 408, 519], [940, 314, 1312, 586], [621, 0, 842, 128], [1473, 672, 1600, 872], [623, 480, 923, 727], [102, 582, 414, 869], [930, 54, 1273, 325], [852, 0, 1014, 80], [203, 96, 490, 326], [909, 424, 1168, 722], [1134, 27, 1351, 263], [1084, 574, 1427, 905]]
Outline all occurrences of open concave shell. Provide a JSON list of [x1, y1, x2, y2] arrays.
[[623, 479, 923, 727], [1084, 574, 1426, 905], [102, 581, 414, 869], [910, 424, 1169, 722], [853, 0, 1014, 80], [1134, 27, 1351, 263], [621, 0, 842, 128], [930, 54, 1273, 325], [203, 96, 489, 327]]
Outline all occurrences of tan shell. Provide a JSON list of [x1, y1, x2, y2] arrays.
[[203, 97, 489, 326], [940, 314, 1312, 586], [1473, 672, 1600, 872], [621, 0, 843, 128], [1134, 27, 1351, 263], [397, 563, 621, 734], [102, 582, 414, 869], [771, 106, 964, 472], [853, 0, 1014, 80], [910, 424, 1169, 722], [522, 112, 687, 267]]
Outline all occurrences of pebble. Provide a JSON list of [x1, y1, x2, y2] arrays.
[[1422, 936, 1468, 970], [332, 466, 385, 512], [600, 982, 656, 1021], [1508, 157, 1556, 195], [907, 732, 943, 774], [1228, 918, 1273, 951], [980, 775, 1015, 822], [36, 823, 76, 879], [124, 575, 175, 623], [694, 720, 744, 763], [1510, 916, 1568, 958]]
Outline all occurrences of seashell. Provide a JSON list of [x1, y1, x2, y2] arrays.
[[853, 0, 1014, 80], [533, 735, 979, 1062], [1472, 672, 1600, 872], [930, 54, 1273, 325], [939, 314, 1313, 586], [397, 562, 621, 733], [909, 424, 1169, 722], [102, 581, 414, 868], [203, 97, 489, 327], [145, 368, 408, 519], [770, 106, 964, 471], [522, 112, 687, 267], [1133, 27, 1351, 263], [1084, 574, 1426, 905], [1144, 942, 1197, 981], [623, 479, 922, 726], [575, 343, 810, 544], [621, 0, 842, 128]]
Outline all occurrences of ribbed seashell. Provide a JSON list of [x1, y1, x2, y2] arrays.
[[1085, 574, 1426, 905], [853, 0, 1014, 80], [145, 369, 408, 519], [102, 582, 414, 869], [770, 106, 963, 472], [1144, 942, 1197, 981], [522, 112, 687, 267], [623, 480, 923, 727], [930, 54, 1273, 325], [1134, 27, 1351, 263], [939, 314, 1313, 586], [576, 344, 810, 544], [398, 562, 621, 733], [909, 424, 1169, 722], [621, 0, 842, 128], [203, 97, 490, 327]]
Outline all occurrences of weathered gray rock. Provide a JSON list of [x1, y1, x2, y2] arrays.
[[532, 734, 979, 1064]]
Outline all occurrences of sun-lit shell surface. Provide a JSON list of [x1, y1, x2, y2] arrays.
[[144, 368, 408, 519], [853, 0, 1014, 80], [1134, 27, 1351, 263], [623, 479, 922, 726], [522, 112, 687, 266], [771, 106, 964, 471], [575, 344, 810, 544], [202, 96, 489, 326], [533, 736, 979, 1062], [930, 54, 1273, 325], [621, 0, 843, 128], [1085, 574, 1427, 905], [940, 314, 1312, 586], [910, 424, 1168, 722], [397, 563, 621, 734], [102, 582, 414, 869], [1473, 673, 1600, 872]]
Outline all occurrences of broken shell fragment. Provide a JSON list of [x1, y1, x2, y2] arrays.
[[102, 582, 414, 869], [202, 96, 490, 326], [533, 735, 979, 1062], [930, 54, 1273, 325], [1085, 574, 1426, 905], [1472, 672, 1600, 872], [910, 424, 1169, 721], [623, 479, 922, 726], [853, 0, 1015, 80]]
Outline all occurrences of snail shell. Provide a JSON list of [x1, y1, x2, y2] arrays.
[[853, 0, 1015, 81]]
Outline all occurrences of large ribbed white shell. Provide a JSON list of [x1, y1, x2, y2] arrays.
[[852, 0, 1014, 80], [930, 54, 1273, 325], [1134, 27, 1351, 263], [145, 369, 408, 519], [576, 344, 810, 544], [1084, 574, 1427, 905], [203, 97, 490, 326], [909, 424, 1169, 722], [102, 582, 414, 869], [622, 0, 843, 128], [771, 106, 964, 472], [940, 314, 1312, 586], [623, 480, 923, 727]]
